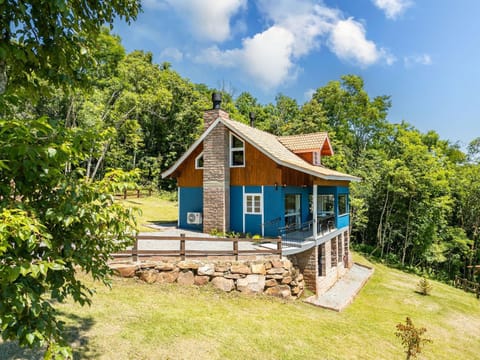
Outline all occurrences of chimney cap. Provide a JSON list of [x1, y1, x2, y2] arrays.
[[212, 92, 222, 109], [249, 111, 256, 127]]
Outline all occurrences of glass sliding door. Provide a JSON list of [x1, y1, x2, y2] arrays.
[[285, 194, 301, 227]]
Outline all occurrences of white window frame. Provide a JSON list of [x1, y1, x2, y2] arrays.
[[244, 193, 262, 215], [313, 151, 321, 165], [230, 133, 245, 167], [195, 152, 204, 169]]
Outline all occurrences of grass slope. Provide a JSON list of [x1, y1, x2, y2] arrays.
[[119, 196, 178, 232], [1, 255, 479, 359]]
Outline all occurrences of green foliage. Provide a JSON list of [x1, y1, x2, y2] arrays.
[[0, 0, 140, 98], [0, 118, 137, 357], [395, 317, 432, 359], [416, 278, 433, 296]]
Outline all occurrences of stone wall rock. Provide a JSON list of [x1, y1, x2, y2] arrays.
[[109, 258, 305, 299], [236, 274, 265, 294], [212, 277, 234, 292], [177, 271, 195, 286]]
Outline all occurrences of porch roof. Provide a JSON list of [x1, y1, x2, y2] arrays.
[[162, 117, 360, 182]]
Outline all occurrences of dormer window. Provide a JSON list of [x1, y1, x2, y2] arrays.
[[313, 151, 321, 166], [230, 133, 245, 167], [195, 152, 204, 169]]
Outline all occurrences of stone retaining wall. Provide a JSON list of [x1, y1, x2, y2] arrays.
[[110, 258, 305, 299]]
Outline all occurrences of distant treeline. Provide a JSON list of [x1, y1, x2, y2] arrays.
[[4, 28, 479, 283]]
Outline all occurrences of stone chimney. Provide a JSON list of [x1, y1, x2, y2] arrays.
[[203, 92, 229, 129], [203, 93, 230, 233]]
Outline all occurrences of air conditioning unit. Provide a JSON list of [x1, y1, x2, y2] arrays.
[[187, 212, 202, 224]]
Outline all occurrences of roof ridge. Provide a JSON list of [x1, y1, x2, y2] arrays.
[[277, 131, 328, 139]]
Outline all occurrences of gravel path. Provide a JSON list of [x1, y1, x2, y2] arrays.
[[305, 263, 374, 311]]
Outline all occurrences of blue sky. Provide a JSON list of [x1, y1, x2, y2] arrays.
[[113, 0, 480, 147]]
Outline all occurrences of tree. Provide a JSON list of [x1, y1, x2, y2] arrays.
[[0, 0, 140, 97], [0, 118, 137, 357], [0, 1, 140, 358]]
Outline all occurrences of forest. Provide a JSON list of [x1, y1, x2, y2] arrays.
[[2, 28, 479, 285]]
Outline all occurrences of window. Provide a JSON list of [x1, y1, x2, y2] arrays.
[[310, 194, 334, 215], [338, 194, 348, 215], [313, 151, 321, 165], [245, 194, 262, 214], [230, 133, 245, 167], [195, 152, 204, 169], [285, 194, 301, 227]]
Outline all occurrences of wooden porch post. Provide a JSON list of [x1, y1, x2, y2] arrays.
[[313, 184, 318, 239]]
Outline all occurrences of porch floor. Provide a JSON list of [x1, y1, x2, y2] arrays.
[[305, 263, 374, 311]]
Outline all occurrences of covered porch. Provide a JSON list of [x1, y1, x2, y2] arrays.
[[276, 182, 350, 253]]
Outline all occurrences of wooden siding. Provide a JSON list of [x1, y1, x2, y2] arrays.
[[297, 152, 313, 164], [176, 144, 203, 187], [174, 139, 349, 188], [230, 142, 282, 185], [281, 166, 314, 186], [313, 179, 350, 187]]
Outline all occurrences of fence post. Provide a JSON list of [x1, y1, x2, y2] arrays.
[[180, 233, 186, 260], [123, 188, 127, 199], [233, 238, 239, 261], [132, 236, 138, 262], [137, 189, 140, 198], [277, 236, 282, 259]]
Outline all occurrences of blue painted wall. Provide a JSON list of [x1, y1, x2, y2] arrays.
[[263, 186, 284, 236], [178, 187, 203, 230], [178, 184, 349, 235], [230, 186, 243, 233]]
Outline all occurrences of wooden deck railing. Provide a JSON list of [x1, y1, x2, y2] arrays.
[[113, 234, 282, 261], [454, 276, 480, 299]]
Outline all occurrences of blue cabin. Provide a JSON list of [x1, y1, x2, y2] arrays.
[[162, 94, 360, 294]]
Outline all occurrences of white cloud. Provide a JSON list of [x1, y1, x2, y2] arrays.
[[159, 47, 184, 62], [256, 0, 338, 57], [404, 54, 432, 67], [329, 18, 392, 67], [194, 46, 239, 67], [165, 0, 247, 42], [195, 26, 295, 89], [372, 0, 413, 20], [194, 0, 393, 88], [241, 26, 296, 88]]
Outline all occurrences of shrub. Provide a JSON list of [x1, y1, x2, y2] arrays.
[[416, 277, 433, 296], [395, 317, 432, 359]]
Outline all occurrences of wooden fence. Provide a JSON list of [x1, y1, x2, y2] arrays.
[[454, 276, 480, 299], [113, 234, 282, 261], [115, 188, 153, 199]]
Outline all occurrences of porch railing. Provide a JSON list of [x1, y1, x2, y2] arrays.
[[278, 215, 336, 248]]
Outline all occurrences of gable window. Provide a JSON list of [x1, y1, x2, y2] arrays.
[[338, 194, 348, 216], [230, 133, 245, 167], [195, 152, 204, 169], [313, 151, 321, 165], [245, 194, 262, 214]]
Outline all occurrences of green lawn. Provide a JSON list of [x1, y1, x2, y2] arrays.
[[1, 254, 479, 359], [118, 196, 178, 232]]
